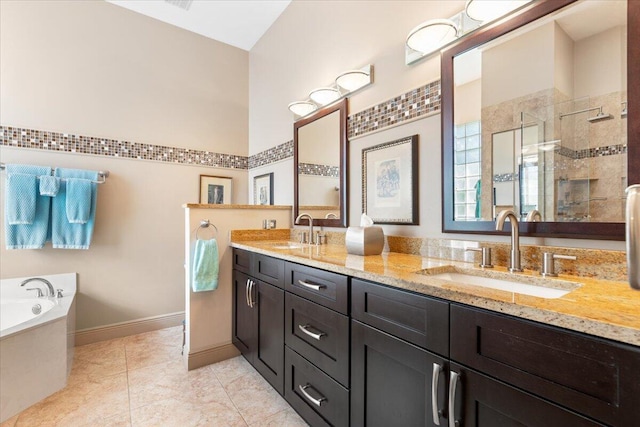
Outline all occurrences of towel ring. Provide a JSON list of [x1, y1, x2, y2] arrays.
[[195, 220, 218, 240]]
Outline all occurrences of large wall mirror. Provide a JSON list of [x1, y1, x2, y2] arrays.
[[442, 0, 639, 240], [294, 98, 348, 227]]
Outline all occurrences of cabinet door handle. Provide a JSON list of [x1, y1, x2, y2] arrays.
[[249, 280, 256, 308], [432, 362, 443, 425], [297, 279, 326, 291], [298, 324, 326, 341], [448, 370, 460, 427], [298, 384, 326, 407], [245, 278, 251, 307]]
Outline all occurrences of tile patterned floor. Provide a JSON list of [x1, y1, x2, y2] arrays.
[[1, 326, 308, 427]]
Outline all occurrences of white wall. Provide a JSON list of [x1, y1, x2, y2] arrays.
[[0, 1, 250, 329]]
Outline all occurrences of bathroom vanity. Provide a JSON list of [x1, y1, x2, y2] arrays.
[[231, 242, 640, 427]]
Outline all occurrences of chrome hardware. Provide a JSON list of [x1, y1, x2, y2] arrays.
[[20, 277, 55, 297], [248, 280, 256, 308], [298, 324, 326, 341], [495, 210, 522, 272], [526, 209, 542, 222], [315, 232, 327, 245], [245, 278, 251, 307], [432, 363, 443, 425], [299, 231, 308, 244], [295, 213, 315, 244], [26, 288, 44, 298], [449, 370, 460, 427], [299, 384, 326, 407], [56, 289, 64, 298], [541, 252, 576, 277], [32, 304, 42, 315], [465, 247, 493, 268], [297, 279, 325, 291]]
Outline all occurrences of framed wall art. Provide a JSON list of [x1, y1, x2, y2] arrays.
[[254, 172, 274, 205], [199, 175, 232, 204], [362, 135, 418, 225]]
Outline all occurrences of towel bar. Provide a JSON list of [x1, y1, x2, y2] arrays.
[[0, 162, 109, 184]]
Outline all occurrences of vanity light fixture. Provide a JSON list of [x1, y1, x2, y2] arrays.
[[309, 87, 341, 106], [406, 19, 459, 55], [288, 64, 373, 119], [288, 101, 318, 117], [465, 0, 531, 24]]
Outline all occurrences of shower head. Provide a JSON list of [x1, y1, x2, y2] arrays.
[[587, 111, 614, 122]]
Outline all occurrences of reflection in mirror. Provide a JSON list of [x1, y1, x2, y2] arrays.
[[294, 99, 347, 227], [443, 0, 635, 239]]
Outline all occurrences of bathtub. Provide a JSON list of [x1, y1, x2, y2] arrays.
[[0, 273, 76, 423]]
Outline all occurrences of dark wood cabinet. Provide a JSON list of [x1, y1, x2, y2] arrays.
[[450, 304, 640, 426], [232, 249, 285, 395], [285, 262, 349, 314], [351, 320, 448, 427], [449, 363, 604, 427]]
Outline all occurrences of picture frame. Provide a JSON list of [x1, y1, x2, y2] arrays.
[[362, 135, 419, 225], [199, 175, 232, 205], [254, 172, 274, 205]]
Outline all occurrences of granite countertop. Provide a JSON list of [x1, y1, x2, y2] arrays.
[[231, 240, 640, 347]]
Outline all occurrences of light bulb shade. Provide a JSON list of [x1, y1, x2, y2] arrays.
[[465, 0, 530, 23], [309, 87, 341, 106], [406, 19, 458, 54], [335, 70, 370, 91], [288, 101, 317, 117]]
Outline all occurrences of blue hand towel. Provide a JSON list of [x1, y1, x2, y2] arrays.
[[52, 168, 99, 249], [39, 175, 60, 197], [4, 164, 52, 249], [66, 178, 93, 223], [6, 173, 37, 224], [192, 238, 219, 292]]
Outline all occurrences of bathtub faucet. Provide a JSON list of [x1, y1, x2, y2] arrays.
[[20, 278, 55, 298]]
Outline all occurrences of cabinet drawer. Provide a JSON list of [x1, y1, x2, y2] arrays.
[[232, 248, 251, 274], [285, 293, 349, 387], [352, 279, 449, 356], [285, 347, 349, 427], [451, 304, 640, 426], [253, 253, 285, 288], [285, 262, 349, 314]]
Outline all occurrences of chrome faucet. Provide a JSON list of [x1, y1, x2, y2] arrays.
[[526, 209, 542, 222], [295, 213, 315, 244], [20, 277, 55, 297], [495, 210, 522, 272]]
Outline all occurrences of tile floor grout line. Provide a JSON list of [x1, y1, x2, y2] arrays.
[[214, 368, 252, 426]]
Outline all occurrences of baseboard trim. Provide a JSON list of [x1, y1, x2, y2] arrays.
[[187, 343, 240, 371], [74, 312, 185, 346]]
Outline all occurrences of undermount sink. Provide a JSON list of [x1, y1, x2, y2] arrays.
[[270, 242, 304, 250], [420, 267, 581, 299]]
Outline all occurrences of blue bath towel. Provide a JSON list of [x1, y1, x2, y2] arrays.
[[65, 178, 93, 223], [192, 239, 219, 292], [39, 175, 60, 197], [4, 164, 52, 249], [6, 173, 37, 224], [52, 168, 99, 249]]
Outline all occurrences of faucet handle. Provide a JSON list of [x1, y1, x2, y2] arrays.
[[56, 289, 64, 298], [541, 252, 577, 277], [26, 288, 44, 298], [466, 247, 493, 268], [299, 231, 308, 244]]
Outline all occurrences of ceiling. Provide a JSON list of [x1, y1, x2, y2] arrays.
[[106, 0, 291, 51]]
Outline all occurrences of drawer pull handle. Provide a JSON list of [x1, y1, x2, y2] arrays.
[[298, 279, 326, 291], [432, 362, 443, 425], [298, 324, 326, 341], [249, 280, 256, 308], [299, 384, 326, 407], [245, 278, 251, 307], [449, 370, 461, 427]]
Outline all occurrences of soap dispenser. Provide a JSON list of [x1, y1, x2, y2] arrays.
[[625, 184, 640, 290]]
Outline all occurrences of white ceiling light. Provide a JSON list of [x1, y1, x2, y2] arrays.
[[406, 19, 459, 55], [309, 87, 341, 106], [465, 0, 531, 24], [288, 101, 318, 117], [336, 70, 370, 92]]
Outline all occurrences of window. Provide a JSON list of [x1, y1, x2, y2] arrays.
[[454, 121, 482, 220]]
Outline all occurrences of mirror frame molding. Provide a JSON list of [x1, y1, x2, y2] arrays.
[[441, 0, 638, 240], [294, 98, 348, 228]]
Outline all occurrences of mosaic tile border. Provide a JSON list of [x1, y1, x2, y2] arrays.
[[0, 126, 248, 169], [556, 144, 627, 160], [493, 173, 518, 183], [298, 163, 339, 177], [248, 140, 293, 169]]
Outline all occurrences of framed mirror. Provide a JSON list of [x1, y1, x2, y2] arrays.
[[294, 98, 348, 228], [442, 0, 638, 240]]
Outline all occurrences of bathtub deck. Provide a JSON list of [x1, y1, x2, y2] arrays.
[[0, 326, 307, 427]]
